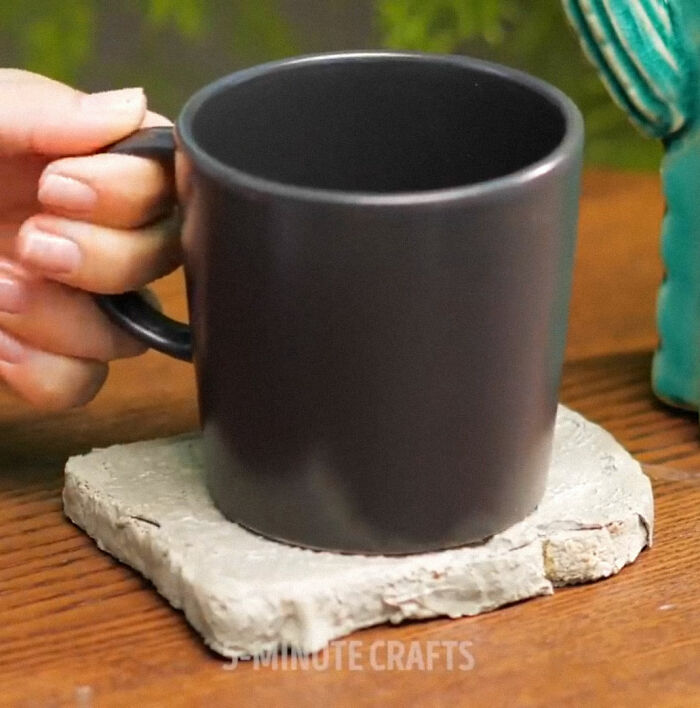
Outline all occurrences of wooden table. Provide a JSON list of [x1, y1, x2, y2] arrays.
[[1, 171, 698, 707]]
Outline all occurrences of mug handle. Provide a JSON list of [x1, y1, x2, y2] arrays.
[[95, 127, 193, 362]]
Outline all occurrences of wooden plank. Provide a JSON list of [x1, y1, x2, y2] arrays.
[[0, 171, 697, 707]]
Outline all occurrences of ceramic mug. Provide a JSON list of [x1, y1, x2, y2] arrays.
[[100, 52, 583, 554]]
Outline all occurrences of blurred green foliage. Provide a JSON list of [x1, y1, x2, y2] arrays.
[[0, 0, 298, 115], [0, 0, 660, 169], [377, 0, 661, 168], [378, 0, 511, 49], [0, 0, 94, 81], [141, 0, 205, 39]]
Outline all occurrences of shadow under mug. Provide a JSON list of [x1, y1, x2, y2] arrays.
[[100, 51, 583, 554]]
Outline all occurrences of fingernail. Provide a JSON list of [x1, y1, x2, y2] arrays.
[[0, 273, 25, 314], [19, 227, 82, 274], [0, 329, 25, 364], [80, 87, 145, 115], [38, 173, 97, 213]]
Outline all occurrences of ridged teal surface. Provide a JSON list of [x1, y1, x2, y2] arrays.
[[564, 0, 700, 408], [654, 129, 700, 406], [563, 0, 694, 136]]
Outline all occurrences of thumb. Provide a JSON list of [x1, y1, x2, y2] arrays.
[[0, 69, 147, 157]]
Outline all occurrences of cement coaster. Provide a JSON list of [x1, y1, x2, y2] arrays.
[[63, 405, 653, 659]]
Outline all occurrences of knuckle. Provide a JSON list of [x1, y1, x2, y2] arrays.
[[89, 229, 178, 294], [102, 327, 149, 361], [77, 244, 146, 294]]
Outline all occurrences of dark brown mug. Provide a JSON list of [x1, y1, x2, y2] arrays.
[[100, 51, 583, 554]]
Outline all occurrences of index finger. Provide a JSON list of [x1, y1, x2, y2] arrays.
[[0, 69, 146, 157]]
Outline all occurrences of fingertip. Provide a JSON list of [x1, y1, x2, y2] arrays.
[[66, 87, 148, 155], [79, 87, 145, 116], [1, 72, 149, 156], [141, 110, 174, 128], [76, 360, 109, 407], [0, 351, 108, 410], [30, 86, 148, 156]]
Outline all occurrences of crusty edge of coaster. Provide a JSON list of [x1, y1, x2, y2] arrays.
[[62, 421, 652, 658]]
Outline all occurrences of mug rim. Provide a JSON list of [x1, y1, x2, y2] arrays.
[[177, 50, 583, 206]]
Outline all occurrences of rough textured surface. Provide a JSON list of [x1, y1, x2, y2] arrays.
[[63, 405, 653, 659]]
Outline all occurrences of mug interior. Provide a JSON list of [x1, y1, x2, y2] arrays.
[[189, 55, 568, 193]]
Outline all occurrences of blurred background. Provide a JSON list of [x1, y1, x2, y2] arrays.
[[0, 0, 660, 170]]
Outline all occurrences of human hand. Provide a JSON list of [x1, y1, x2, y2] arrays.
[[0, 69, 180, 410]]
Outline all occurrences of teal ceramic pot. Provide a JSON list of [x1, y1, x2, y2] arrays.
[[564, 0, 700, 408]]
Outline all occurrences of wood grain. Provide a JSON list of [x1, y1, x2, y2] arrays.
[[1, 171, 698, 707], [567, 169, 664, 361]]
